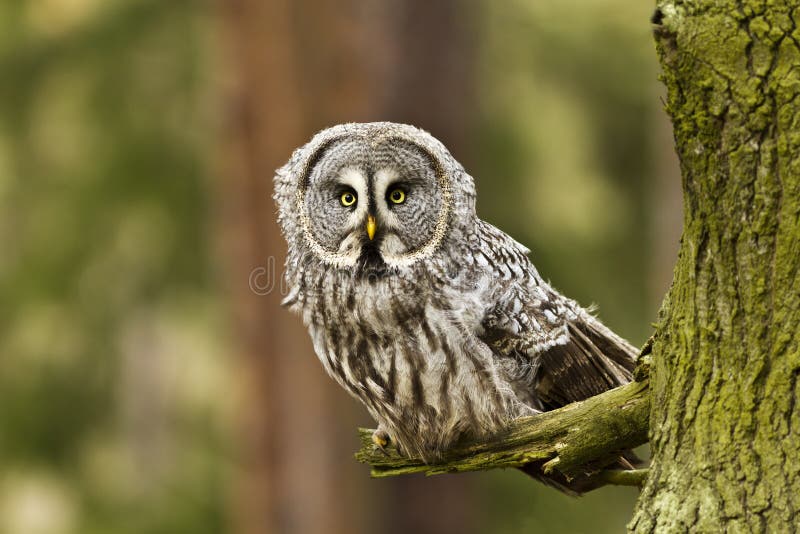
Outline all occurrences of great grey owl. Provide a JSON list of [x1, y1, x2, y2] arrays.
[[275, 122, 637, 492]]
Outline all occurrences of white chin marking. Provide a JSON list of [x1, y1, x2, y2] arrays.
[[380, 234, 408, 256], [380, 234, 429, 268]]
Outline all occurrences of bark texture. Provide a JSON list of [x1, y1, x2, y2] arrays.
[[631, 1, 800, 531]]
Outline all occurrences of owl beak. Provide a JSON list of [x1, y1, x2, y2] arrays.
[[366, 214, 377, 240]]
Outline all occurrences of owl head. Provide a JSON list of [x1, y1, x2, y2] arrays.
[[275, 122, 476, 272]]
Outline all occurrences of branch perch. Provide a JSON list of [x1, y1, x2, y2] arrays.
[[355, 379, 649, 483]]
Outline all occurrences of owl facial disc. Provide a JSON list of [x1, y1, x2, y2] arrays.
[[295, 133, 452, 272]]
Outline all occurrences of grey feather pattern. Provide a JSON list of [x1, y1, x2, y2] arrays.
[[274, 122, 637, 490]]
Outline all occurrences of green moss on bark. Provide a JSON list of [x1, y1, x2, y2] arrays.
[[631, 1, 800, 531], [355, 380, 649, 484]]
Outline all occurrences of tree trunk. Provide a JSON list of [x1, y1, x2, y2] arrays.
[[216, 2, 371, 533], [216, 1, 477, 533], [631, 1, 800, 531]]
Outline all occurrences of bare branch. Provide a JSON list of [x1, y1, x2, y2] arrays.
[[597, 468, 649, 488]]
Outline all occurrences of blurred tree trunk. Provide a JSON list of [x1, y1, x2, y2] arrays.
[[631, 1, 800, 531], [216, 1, 477, 534]]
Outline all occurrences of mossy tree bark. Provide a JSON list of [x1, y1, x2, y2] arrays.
[[631, 1, 800, 531]]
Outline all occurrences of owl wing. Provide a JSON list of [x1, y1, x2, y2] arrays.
[[473, 222, 637, 411], [528, 317, 636, 409]]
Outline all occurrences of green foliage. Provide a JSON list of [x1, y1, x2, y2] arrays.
[[473, 0, 660, 345], [0, 1, 229, 532]]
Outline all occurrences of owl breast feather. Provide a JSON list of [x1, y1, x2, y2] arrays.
[[298, 267, 528, 459]]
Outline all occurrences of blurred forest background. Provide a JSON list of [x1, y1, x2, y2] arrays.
[[0, 0, 680, 533]]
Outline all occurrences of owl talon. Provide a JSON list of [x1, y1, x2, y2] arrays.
[[371, 428, 391, 453]]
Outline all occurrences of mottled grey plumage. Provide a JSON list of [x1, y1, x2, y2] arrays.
[[275, 122, 636, 490]]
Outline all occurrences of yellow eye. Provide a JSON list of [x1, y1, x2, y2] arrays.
[[341, 191, 357, 207], [388, 188, 406, 204]]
